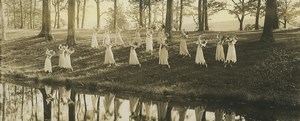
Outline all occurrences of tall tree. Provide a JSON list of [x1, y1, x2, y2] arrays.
[[198, 0, 203, 31], [76, 0, 81, 28], [30, 0, 33, 29], [203, 0, 208, 30], [45, 0, 54, 41], [179, 0, 183, 30], [113, 0, 117, 31], [260, 0, 276, 42], [273, 1, 279, 29], [254, 0, 261, 30], [0, 0, 6, 41], [139, 0, 143, 27], [19, 0, 24, 28], [148, 0, 151, 28], [165, 0, 173, 37], [67, 0, 76, 46], [81, 0, 86, 28], [33, 0, 37, 28], [228, 0, 255, 31], [95, 0, 101, 28], [38, 0, 46, 37]]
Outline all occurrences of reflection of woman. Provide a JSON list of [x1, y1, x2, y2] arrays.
[[179, 30, 191, 57], [215, 109, 224, 121], [195, 106, 205, 121], [178, 107, 188, 121], [144, 101, 153, 121], [195, 35, 208, 67], [225, 112, 236, 121], [157, 102, 168, 121], [104, 93, 115, 120], [44, 49, 55, 73], [114, 98, 123, 121], [129, 96, 139, 119]]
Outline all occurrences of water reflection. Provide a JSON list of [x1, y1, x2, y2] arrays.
[[0, 83, 300, 121]]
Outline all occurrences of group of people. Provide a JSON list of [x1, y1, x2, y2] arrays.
[[44, 44, 74, 73], [44, 26, 238, 73]]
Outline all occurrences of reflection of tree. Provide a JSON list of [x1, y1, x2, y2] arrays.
[[69, 91, 76, 121], [2, 83, 6, 121], [156, 102, 168, 121], [40, 88, 52, 121], [195, 106, 205, 121]]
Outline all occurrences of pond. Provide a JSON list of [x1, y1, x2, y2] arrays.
[[0, 82, 299, 121]]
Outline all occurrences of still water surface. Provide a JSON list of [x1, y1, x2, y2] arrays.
[[0, 83, 299, 121]]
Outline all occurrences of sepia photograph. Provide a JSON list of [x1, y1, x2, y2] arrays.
[[0, 0, 300, 120]]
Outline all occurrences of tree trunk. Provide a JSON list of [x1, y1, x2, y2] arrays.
[[273, 1, 279, 29], [198, 0, 203, 31], [20, 0, 24, 29], [81, 0, 86, 28], [161, 0, 165, 25], [239, 15, 245, 31], [96, 96, 101, 121], [255, 0, 261, 30], [166, 106, 172, 121], [13, 0, 16, 29], [284, 19, 287, 28], [165, 0, 173, 37], [113, 0, 117, 31], [76, 0, 81, 29], [203, 0, 208, 30], [260, 0, 276, 42], [139, 0, 143, 27], [38, 0, 46, 37], [40, 89, 52, 121], [57, 0, 60, 28], [201, 111, 206, 121], [53, 0, 57, 28], [179, 0, 183, 31], [30, 0, 33, 29], [67, 0, 76, 46], [45, 0, 54, 41], [33, 0, 36, 28], [21, 87, 24, 121], [96, 0, 100, 28], [84, 94, 87, 121], [2, 84, 6, 121], [148, 0, 151, 28], [0, 0, 6, 41], [69, 91, 76, 121]]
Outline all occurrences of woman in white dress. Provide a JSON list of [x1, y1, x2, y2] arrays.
[[91, 27, 100, 48], [195, 106, 205, 121], [225, 35, 237, 68], [58, 44, 66, 68], [44, 49, 55, 73], [104, 43, 116, 67], [159, 41, 170, 68], [179, 30, 191, 57], [215, 34, 225, 62], [134, 30, 142, 44], [115, 28, 125, 46], [129, 42, 141, 67], [145, 29, 153, 53], [103, 31, 111, 46], [195, 35, 208, 67], [157, 28, 165, 56], [64, 47, 75, 71]]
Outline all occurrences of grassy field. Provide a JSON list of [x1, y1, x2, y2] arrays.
[[1, 29, 300, 107]]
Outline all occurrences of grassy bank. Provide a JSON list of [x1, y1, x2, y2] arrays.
[[1, 29, 300, 107]]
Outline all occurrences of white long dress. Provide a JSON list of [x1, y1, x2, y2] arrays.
[[44, 50, 54, 73], [64, 49, 74, 70], [225, 39, 237, 63], [104, 94, 115, 121], [103, 32, 111, 46], [179, 35, 190, 57], [159, 45, 170, 67], [129, 46, 140, 66], [146, 32, 153, 52], [115, 31, 124, 45], [58, 45, 66, 68], [91, 33, 99, 48], [144, 102, 153, 121], [195, 40, 207, 65], [104, 45, 116, 64], [215, 40, 225, 61]]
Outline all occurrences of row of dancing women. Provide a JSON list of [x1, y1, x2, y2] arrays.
[[44, 85, 238, 121], [44, 27, 237, 73]]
